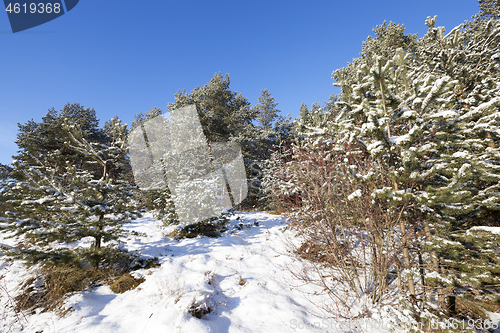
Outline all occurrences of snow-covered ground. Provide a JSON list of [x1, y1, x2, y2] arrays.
[[0, 212, 345, 333], [2, 212, 499, 333]]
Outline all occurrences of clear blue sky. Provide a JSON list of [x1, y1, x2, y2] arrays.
[[0, 0, 481, 165]]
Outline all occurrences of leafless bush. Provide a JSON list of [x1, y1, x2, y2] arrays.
[[265, 139, 417, 320], [155, 275, 185, 304], [0, 272, 27, 332]]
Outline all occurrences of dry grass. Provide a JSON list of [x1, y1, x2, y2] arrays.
[[264, 209, 283, 215], [14, 264, 123, 314], [109, 273, 145, 294], [14, 248, 134, 314]]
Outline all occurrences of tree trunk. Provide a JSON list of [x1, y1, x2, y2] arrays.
[[95, 213, 104, 249], [368, 218, 387, 304], [399, 218, 418, 310], [418, 247, 427, 309], [95, 235, 101, 249], [424, 220, 446, 310], [447, 290, 457, 317]]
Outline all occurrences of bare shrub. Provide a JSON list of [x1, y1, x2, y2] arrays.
[[0, 274, 27, 332], [155, 275, 185, 304], [265, 139, 415, 320]]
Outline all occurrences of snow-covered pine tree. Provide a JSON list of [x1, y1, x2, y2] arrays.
[[0, 163, 12, 181], [331, 3, 500, 319], [293, 98, 339, 137], [1, 117, 140, 268], [13, 103, 106, 181], [264, 1, 500, 322], [167, 73, 290, 210], [246, 89, 293, 206], [251, 89, 293, 160], [167, 74, 256, 210], [130, 108, 178, 225], [167, 73, 257, 155], [412, 10, 500, 319], [0, 164, 13, 228]]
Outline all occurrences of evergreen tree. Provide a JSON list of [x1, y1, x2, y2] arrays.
[[329, 5, 500, 319], [0, 163, 13, 183], [361, 21, 418, 63], [293, 97, 338, 136], [255, 89, 279, 130], [264, 1, 500, 321], [13, 103, 106, 180], [131, 107, 163, 131], [1, 118, 140, 267], [0, 163, 14, 220], [477, 0, 499, 19], [167, 73, 262, 207], [251, 89, 293, 160], [102, 116, 135, 184], [129, 107, 178, 225], [246, 89, 293, 205], [167, 73, 257, 152], [299, 103, 309, 119]]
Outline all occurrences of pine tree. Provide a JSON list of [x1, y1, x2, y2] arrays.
[[131, 107, 163, 131], [263, 1, 500, 321], [167, 73, 265, 208], [255, 89, 279, 130], [13, 103, 106, 180], [293, 97, 339, 139], [246, 90, 293, 206], [330, 5, 500, 319], [477, 0, 499, 19], [129, 107, 178, 225], [0, 163, 12, 181], [251, 89, 292, 159], [167, 73, 257, 150], [1, 118, 140, 267], [0, 164, 13, 223], [361, 21, 418, 63]]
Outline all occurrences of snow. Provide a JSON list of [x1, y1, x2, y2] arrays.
[[0, 212, 396, 333], [21, 196, 53, 205], [401, 110, 416, 119], [361, 122, 376, 132], [388, 134, 410, 145], [429, 110, 458, 119], [460, 96, 500, 121], [348, 189, 363, 200], [367, 141, 385, 155], [451, 151, 468, 158], [421, 76, 449, 111], [469, 226, 500, 235], [425, 271, 453, 285], [2, 212, 499, 332]]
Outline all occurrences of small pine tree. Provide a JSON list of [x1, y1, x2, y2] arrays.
[[1, 118, 140, 267], [247, 89, 293, 206]]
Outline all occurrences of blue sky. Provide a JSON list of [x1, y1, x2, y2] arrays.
[[0, 0, 481, 165]]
